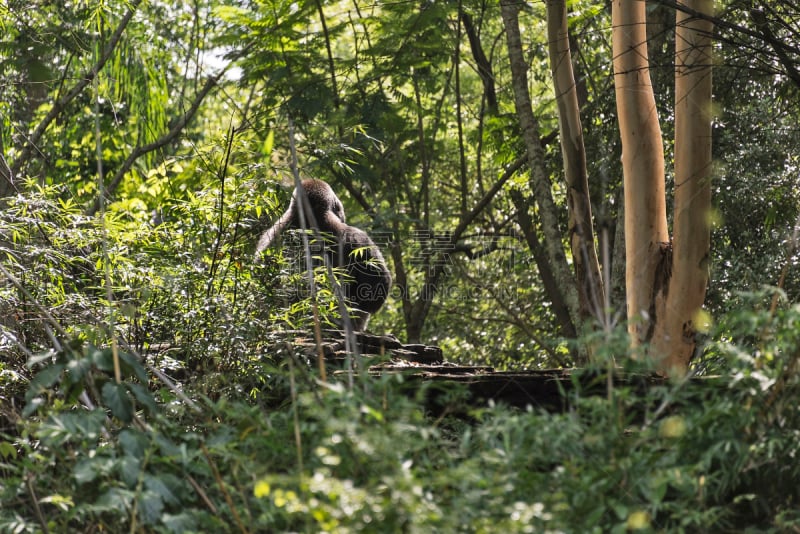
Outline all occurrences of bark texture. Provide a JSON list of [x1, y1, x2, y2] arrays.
[[612, 0, 669, 347], [500, 0, 581, 331], [652, 0, 714, 372], [546, 0, 606, 325]]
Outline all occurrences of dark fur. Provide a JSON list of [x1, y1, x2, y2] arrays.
[[256, 179, 391, 330]]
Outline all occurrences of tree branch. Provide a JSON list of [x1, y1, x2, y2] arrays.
[[9, 0, 144, 177], [452, 155, 526, 241], [87, 72, 224, 215], [0, 137, 16, 197], [461, 11, 497, 114], [749, 7, 800, 89], [658, 0, 800, 57]]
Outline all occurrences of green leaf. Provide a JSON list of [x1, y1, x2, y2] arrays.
[[73, 455, 115, 485], [119, 454, 142, 487], [102, 382, 133, 422], [91, 487, 135, 514], [0, 441, 17, 460], [161, 512, 198, 533], [27, 349, 57, 367], [65, 355, 92, 385], [38, 410, 106, 445], [21, 396, 44, 420], [73, 459, 99, 484], [153, 435, 179, 458], [24, 363, 66, 409], [119, 428, 149, 459], [90, 346, 115, 372], [28, 363, 65, 392], [127, 382, 158, 414], [144, 474, 180, 506], [262, 129, 275, 158], [138, 490, 164, 525], [118, 351, 148, 383], [213, 5, 249, 23]]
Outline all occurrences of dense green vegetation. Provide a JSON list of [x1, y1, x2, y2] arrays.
[[2, 298, 800, 532], [2, 0, 800, 531]]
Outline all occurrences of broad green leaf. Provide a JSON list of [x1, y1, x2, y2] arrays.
[[144, 474, 180, 506], [118, 351, 148, 383], [102, 382, 133, 422], [25, 363, 65, 406], [73, 455, 115, 485], [0, 441, 18, 460], [138, 490, 165, 525], [119, 454, 142, 487], [91, 488, 135, 514], [119, 428, 149, 459], [263, 129, 275, 158], [90, 346, 115, 372], [27, 350, 56, 367], [21, 397, 45, 419], [128, 382, 158, 414], [65, 356, 92, 385]]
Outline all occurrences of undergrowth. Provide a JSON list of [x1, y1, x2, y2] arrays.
[[2, 189, 800, 533]]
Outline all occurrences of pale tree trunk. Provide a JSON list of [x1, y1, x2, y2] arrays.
[[546, 0, 606, 325], [612, 0, 670, 350], [500, 0, 581, 333], [651, 0, 714, 372]]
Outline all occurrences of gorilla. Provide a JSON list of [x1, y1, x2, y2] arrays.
[[255, 179, 391, 331]]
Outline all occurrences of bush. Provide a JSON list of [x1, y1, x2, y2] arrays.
[[2, 189, 800, 533], [3, 320, 800, 532]]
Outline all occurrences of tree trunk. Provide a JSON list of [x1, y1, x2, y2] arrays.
[[611, 0, 670, 349], [511, 189, 577, 341], [610, 189, 627, 317], [0, 133, 13, 197], [500, 0, 581, 332], [651, 0, 714, 372], [546, 0, 606, 325]]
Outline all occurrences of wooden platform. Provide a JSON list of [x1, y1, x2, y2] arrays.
[[273, 329, 670, 411]]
